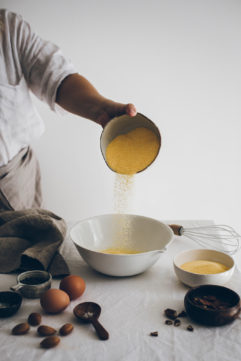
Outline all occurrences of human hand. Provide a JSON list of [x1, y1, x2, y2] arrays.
[[96, 101, 137, 128]]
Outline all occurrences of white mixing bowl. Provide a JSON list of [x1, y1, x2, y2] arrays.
[[70, 214, 174, 277]]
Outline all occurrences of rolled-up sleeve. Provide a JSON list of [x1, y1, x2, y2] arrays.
[[16, 14, 76, 110]]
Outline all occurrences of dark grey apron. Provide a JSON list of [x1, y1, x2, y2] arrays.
[[0, 147, 42, 210]]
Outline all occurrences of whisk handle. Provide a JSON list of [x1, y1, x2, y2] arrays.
[[169, 224, 184, 236]]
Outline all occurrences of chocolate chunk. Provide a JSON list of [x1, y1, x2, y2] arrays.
[[164, 308, 178, 320], [187, 325, 194, 332], [174, 319, 181, 327], [150, 331, 158, 337]]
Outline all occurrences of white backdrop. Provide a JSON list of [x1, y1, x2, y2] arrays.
[[1, 0, 241, 234]]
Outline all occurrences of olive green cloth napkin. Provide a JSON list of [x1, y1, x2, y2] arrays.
[[0, 209, 70, 276]]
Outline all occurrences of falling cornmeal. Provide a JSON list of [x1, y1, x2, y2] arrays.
[[73, 302, 109, 340], [99, 113, 161, 254]]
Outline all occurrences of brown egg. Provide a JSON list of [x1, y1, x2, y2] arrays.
[[59, 275, 86, 300], [40, 289, 70, 314]]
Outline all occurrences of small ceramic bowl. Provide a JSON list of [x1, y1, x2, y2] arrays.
[[0, 291, 22, 317], [100, 112, 161, 173], [184, 284, 240, 326], [173, 249, 235, 287], [71, 214, 173, 277], [10, 270, 52, 298]]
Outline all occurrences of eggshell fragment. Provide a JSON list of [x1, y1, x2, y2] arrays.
[[40, 288, 70, 314], [59, 275, 86, 300]]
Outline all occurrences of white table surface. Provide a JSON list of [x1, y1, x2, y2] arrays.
[[1, 220, 241, 361]]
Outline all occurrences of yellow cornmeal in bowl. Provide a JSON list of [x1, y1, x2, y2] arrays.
[[105, 127, 160, 174], [101, 247, 141, 254], [180, 260, 229, 274]]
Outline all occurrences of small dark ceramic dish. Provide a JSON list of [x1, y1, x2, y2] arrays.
[[0, 291, 22, 317], [184, 284, 240, 326]]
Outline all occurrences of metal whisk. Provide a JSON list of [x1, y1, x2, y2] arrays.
[[169, 224, 241, 255]]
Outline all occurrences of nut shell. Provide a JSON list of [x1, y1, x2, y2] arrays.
[[59, 323, 73, 336], [28, 312, 42, 326], [40, 336, 60, 349], [11, 322, 30, 335], [37, 325, 56, 336]]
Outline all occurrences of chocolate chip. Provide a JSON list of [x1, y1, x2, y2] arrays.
[[150, 331, 158, 337], [187, 325, 194, 332], [174, 319, 181, 327], [165, 320, 173, 325], [164, 308, 178, 320]]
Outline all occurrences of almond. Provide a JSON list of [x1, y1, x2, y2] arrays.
[[37, 325, 56, 336], [40, 336, 60, 349], [59, 323, 74, 336], [28, 312, 42, 326], [11, 322, 30, 335]]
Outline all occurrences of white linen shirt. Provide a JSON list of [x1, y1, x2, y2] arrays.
[[0, 9, 76, 166]]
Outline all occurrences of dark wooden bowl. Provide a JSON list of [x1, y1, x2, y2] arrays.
[[0, 291, 22, 317], [184, 285, 240, 326]]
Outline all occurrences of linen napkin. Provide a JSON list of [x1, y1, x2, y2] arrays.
[[0, 208, 70, 276]]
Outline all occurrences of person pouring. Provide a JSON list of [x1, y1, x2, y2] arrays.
[[0, 9, 137, 211]]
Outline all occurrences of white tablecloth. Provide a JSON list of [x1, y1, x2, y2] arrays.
[[1, 220, 241, 361]]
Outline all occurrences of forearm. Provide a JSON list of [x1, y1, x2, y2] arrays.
[[56, 73, 105, 124], [56, 73, 137, 127]]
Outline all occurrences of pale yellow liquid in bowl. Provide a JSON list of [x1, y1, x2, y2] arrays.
[[180, 260, 229, 274]]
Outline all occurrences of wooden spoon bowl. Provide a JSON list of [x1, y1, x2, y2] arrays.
[[74, 302, 109, 340]]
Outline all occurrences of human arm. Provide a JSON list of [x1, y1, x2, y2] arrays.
[[55, 73, 137, 127], [8, 10, 136, 125]]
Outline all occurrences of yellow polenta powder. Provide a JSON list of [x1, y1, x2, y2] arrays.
[[180, 260, 229, 274], [101, 247, 141, 254], [101, 176, 139, 254], [105, 127, 160, 175]]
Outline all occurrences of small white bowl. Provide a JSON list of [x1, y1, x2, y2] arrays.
[[173, 249, 235, 287], [70, 214, 173, 277]]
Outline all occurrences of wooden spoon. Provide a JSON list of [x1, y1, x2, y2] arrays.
[[73, 302, 109, 340]]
